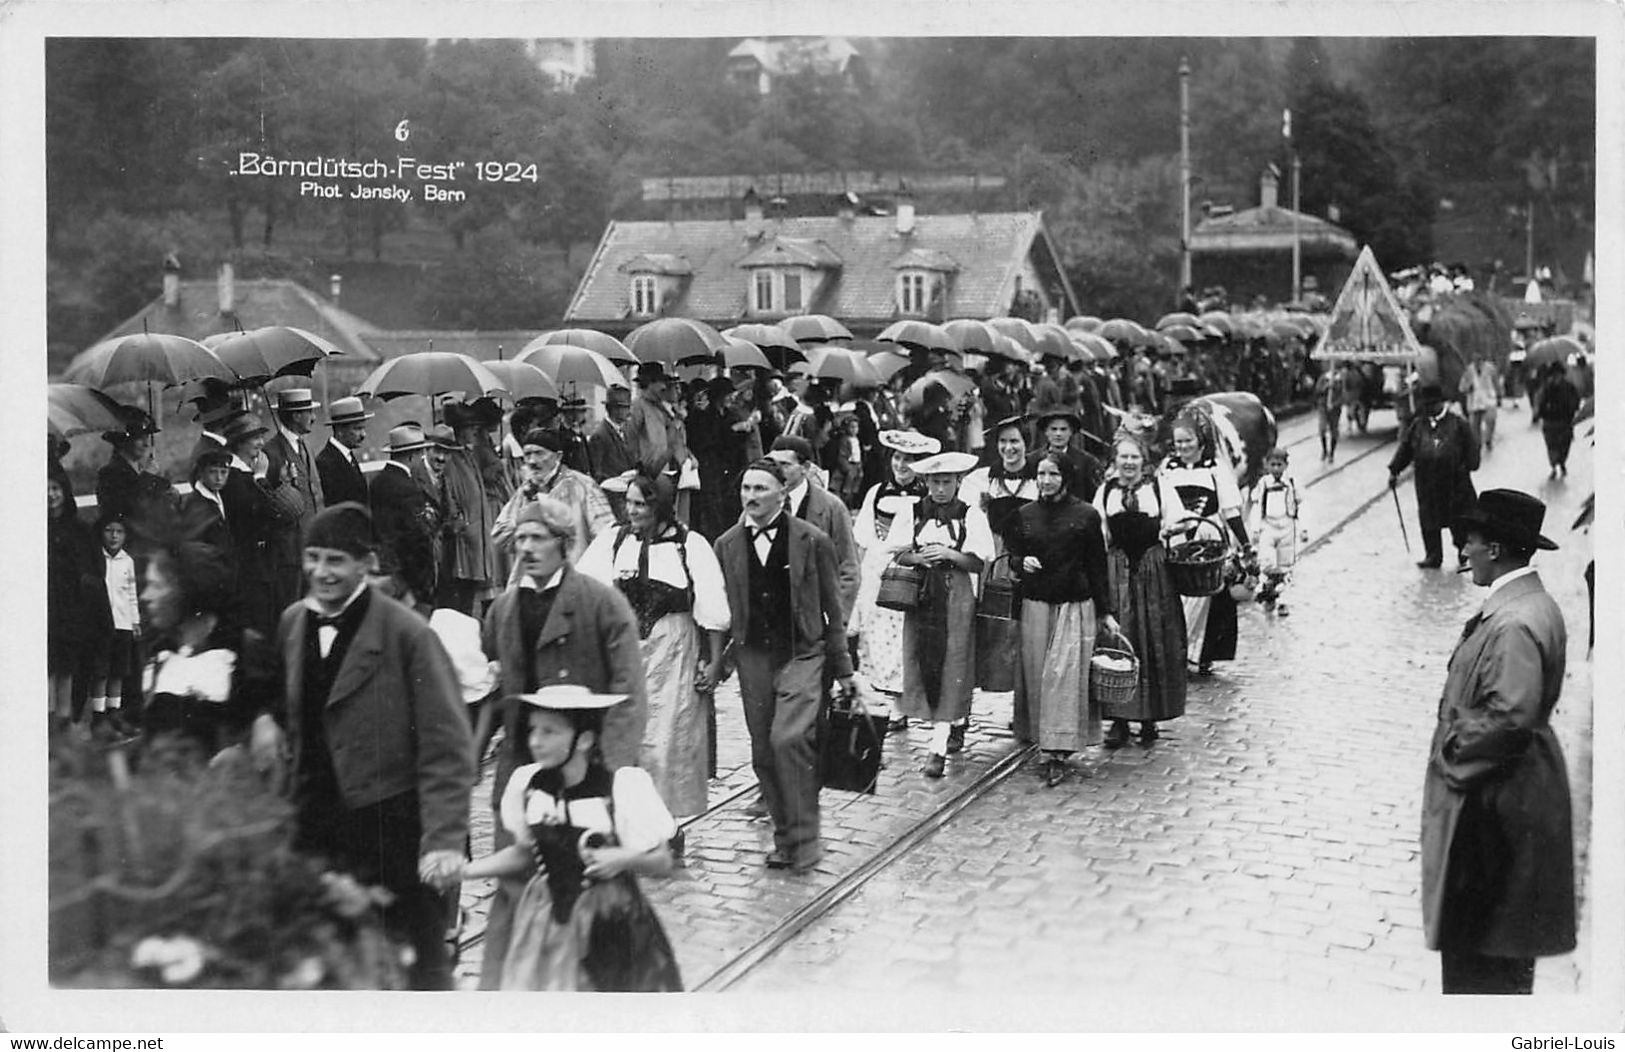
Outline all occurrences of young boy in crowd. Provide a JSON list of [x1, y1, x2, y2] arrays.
[[1247, 447, 1307, 616], [89, 513, 141, 736]]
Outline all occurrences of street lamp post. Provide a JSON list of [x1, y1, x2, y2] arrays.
[[1179, 56, 1192, 292], [1291, 151, 1302, 303]]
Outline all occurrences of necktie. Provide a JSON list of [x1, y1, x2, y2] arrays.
[[1459, 612, 1483, 644]]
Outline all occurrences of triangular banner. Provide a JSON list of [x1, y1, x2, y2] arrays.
[[1312, 245, 1423, 361]]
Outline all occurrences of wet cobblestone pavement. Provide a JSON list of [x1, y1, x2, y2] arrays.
[[453, 404, 1598, 1021]]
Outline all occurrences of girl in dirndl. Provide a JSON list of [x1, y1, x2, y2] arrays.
[[458, 687, 682, 992], [1094, 434, 1187, 748], [883, 451, 994, 778], [1005, 453, 1119, 787], [576, 474, 729, 823], [1160, 418, 1256, 676], [958, 415, 1039, 692], [850, 430, 938, 721]]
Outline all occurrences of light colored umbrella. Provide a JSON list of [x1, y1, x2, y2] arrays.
[[943, 318, 1001, 354], [48, 383, 130, 437], [516, 343, 626, 390], [723, 323, 799, 351], [903, 369, 978, 409], [805, 346, 881, 387], [625, 317, 729, 368], [524, 328, 638, 367], [1065, 316, 1104, 333], [869, 350, 913, 382], [718, 336, 772, 371], [781, 314, 853, 344], [1199, 311, 1235, 337], [202, 326, 345, 384], [1030, 322, 1081, 361], [1071, 331, 1117, 360], [1155, 311, 1202, 330], [1525, 336, 1584, 370], [481, 359, 561, 402], [986, 317, 1042, 350], [65, 330, 236, 389], [356, 351, 507, 401], [1160, 324, 1206, 344], [878, 319, 957, 354], [1097, 318, 1149, 346]]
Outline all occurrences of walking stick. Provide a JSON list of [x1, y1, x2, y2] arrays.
[[1390, 485, 1412, 554]]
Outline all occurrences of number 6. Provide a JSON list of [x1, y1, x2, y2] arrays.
[[394, 119, 410, 142]]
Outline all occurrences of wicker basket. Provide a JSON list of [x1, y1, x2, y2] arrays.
[[1165, 517, 1230, 597], [1089, 628, 1140, 709]]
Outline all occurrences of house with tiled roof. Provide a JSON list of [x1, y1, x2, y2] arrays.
[[1191, 166, 1360, 304], [565, 191, 1080, 336], [726, 37, 865, 95]]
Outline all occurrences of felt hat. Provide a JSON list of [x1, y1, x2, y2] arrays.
[[220, 414, 269, 446], [426, 424, 461, 450], [274, 387, 320, 412], [1417, 382, 1445, 403], [1454, 489, 1558, 551], [910, 451, 980, 477], [877, 429, 941, 456], [442, 401, 478, 429], [195, 447, 232, 471], [516, 685, 627, 710], [1033, 408, 1084, 431], [521, 428, 565, 453], [324, 396, 374, 425], [604, 386, 632, 407], [303, 502, 376, 556], [199, 403, 248, 429], [987, 414, 1028, 438], [636, 361, 672, 385], [706, 377, 739, 403], [384, 424, 432, 454]]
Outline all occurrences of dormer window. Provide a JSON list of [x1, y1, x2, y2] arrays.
[[752, 269, 806, 313], [898, 271, 931, 316], [889, 248, 959, 320], [630, 275, 659, 317]]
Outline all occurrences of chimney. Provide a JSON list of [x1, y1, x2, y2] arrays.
[[217, 262, 235, 315], [329, 273, 343, 301], [895, 182, 916, 236], [743, 187, 763, 239], [1259, 165, 1280, 209], [162, 253, 181, 308], [836, 190, 858, 223]]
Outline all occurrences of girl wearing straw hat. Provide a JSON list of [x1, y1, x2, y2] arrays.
[[456, 686, 682, 991]]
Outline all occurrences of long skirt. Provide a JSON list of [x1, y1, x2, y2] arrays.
[[1013, 598, 1099, 753], [855, 598, 907, 695], [899, 567, 977, 722], [1104, 546, 1187, 722], [1542, 422, 1575, 467], [503, 872, 682, 991], [1185, 589, 1238, 665], [640, 613, 709, 816]]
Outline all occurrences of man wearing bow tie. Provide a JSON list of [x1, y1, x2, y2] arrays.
[[714, 458, 855, 873], [251, 502, 472, 990], [1420, 489, 1574, 994]]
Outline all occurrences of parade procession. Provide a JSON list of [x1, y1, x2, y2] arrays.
[[23, 26, 1610, 1028]]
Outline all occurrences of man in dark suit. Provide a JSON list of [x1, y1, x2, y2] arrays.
[[1421, 489, 1574, 994], [714, 458, 855, 873], [1027, 409, 1104, 502], [368, 424, 440, 608], [478, 496, 647, 988], [587, 386, 636, 522], [262, 388, 325, 615], [315, 396, 373, 509], [251, 502, 472, 990], [768, 435, 860, 623], [185, 385, 248, 484], [1388, 383, 1480, 569], [557, 394, 595, 477]]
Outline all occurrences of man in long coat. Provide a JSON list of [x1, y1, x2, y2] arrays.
[[369, 425, 440, 605], [1388, 383, 1480, 569], [479, 496, 646, 988], [1421, 489, 1574, 994], [587, 386, 636, 521], [438, 403, 502, 614], [263, 388, 326, 613]]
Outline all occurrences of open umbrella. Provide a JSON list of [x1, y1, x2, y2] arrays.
[[48, 383, 131, 438], [625, 317, 728, 369], [718, 336, 772, 372], [203, 326, 346, 385], [903, 369, 978, 409], [65, 330, 236, 390], [1072, 331, 1117, 361], [781, 314, 853, 345], [356, 352, 507, 401], [723, 323, 799, 351], [481, 360, 561, 402], [1065, 316, 1104, 333], [1511, 313, 1548, 333], [805, 346, 881, 387], [516, 343, 626, 391], [868, 350, 913, 383], [878, 319, 957, 354], [1525, 336, 1584, 371], [1097, 318, 1148, 346], [524, 329, 638, 367], [943, 318, 999, 354], [1030, 322, 1082, 361], [1160, 324, 1206, 344], [1155, 312, 1202, 330], [1199, 311, 1235, 337], [986, 316, 1041, 351]]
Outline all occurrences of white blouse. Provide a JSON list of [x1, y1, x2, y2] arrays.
[[500, 764, 676, 854], [1092, 475, 1185, 547], [881, 499, 997, 591], [576, 527, 731, 632], [958, 466, 1040, 510]]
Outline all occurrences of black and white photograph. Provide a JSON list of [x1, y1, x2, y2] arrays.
[[2, 0, 1619, 1037]]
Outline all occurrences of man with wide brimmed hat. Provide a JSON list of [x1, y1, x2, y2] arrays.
[[1388, 382, 1479, 569], [251, 501, 472, 990], [369, 425, 440, 603], [1027, 407, 1104, 502], [315, 395, 374, 509], [1421, 489, 1574, 994], [263, 387, 327, 615], [185, 379, 248, 484], [625, 362, 691, 506]]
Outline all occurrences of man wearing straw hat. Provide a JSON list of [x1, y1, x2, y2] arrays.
[[264, 387, 326, 615], [1421, 489, 1574, 994], [315, 395, 374, 509]]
